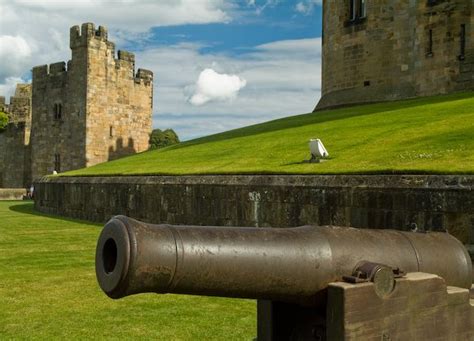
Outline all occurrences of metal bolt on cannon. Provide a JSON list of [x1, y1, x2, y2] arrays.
[[95, 216, 473, 340]]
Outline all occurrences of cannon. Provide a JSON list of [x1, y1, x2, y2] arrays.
[[95, 216, 472, 340]]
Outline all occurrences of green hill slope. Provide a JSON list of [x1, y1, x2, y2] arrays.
[[65, 92, 474, 176]]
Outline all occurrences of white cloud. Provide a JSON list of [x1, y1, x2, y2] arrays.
[[246, 0, 281, 15], [295, 0, 321, 15], [0, 35, 32, 81], [189, 69, 247, 106], [3, 0, 231, 32], [0, 77, 28, 101], [136, 37, 322, 139]]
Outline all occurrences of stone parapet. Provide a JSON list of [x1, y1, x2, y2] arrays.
[[0, 188, 27, 200], [34, 174, 474, 258]]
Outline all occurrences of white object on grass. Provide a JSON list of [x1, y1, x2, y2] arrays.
[[309, 139, 329, 160]]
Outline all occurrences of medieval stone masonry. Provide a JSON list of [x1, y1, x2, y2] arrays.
[[0, 84, 32, 188], [316, 0, 473, 109], [0, 23, 153, 188]]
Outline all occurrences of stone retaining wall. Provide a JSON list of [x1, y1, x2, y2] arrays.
[[35, 175, 473, 254], [0, 188, 27, 200]]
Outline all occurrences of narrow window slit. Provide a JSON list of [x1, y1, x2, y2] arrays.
[[426, 29, 434, 57], [458, 24, 466, 61], [54, 154, 61, 173]]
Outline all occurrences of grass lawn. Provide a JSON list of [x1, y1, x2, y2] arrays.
[[0, 201, 256, 339], [65, 92, 474, 176]]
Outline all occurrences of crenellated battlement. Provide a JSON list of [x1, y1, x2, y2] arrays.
[[70, 22, 108, 49], [115, 49, 136, 74], [32, 62, 69, 81], [135, 68, 153, 86], [49, 62, 66, 74], [117, 50, 135, 63], [34, 24, 153, 89]]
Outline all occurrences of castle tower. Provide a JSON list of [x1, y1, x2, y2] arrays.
[[316, 0, 473, 110], [0, 84, 32, 187], [30, 23, 153, 180]]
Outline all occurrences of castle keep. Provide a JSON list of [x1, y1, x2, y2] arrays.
[[316, 0, 473, 109], [0, 23, 153, 188]]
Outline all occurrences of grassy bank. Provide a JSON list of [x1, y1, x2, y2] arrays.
[[65, 92, 474, 176], [0, 201, 256, 339]]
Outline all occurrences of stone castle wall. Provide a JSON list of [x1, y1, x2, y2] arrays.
[[0, 134, 4, 187], [34, 175, 474, 261], [0, 96, 6, 187], [70, 24, 153, 166], [0, 96, 5, 111], [0, 85, 32, 188], [31, 48, 88, 180], [29, 23, 153, 181], [317, 0, 473, 109]]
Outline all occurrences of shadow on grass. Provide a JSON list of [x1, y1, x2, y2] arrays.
[[9, 202, 99, 227]]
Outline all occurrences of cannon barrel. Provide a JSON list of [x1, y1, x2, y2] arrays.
[[95, 216, 472, 305]]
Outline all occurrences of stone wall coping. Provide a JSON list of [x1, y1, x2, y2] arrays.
[[0, 188, 27, 200], [36, 174, 474, 190], [0, 188, 27, 193]]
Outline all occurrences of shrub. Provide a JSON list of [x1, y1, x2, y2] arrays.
[[149, 128, 180, 150], [0, 111, 8, 132]]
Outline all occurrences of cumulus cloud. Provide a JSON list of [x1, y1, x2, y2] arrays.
[[0, 0, 232, 84], [0, 35, 32, 80], [136, 37, 321, 139], [189, 69, 247, 106]]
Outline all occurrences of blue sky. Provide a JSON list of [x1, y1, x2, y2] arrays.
[[0, 0, 323, 140], [143, 3, 322, 53]]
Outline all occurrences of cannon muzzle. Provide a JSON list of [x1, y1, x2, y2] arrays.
[[96, 216, 472, 305]]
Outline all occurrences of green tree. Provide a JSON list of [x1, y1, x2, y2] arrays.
[[149, 128, 180, 150], [0, 111, 8, 133]]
